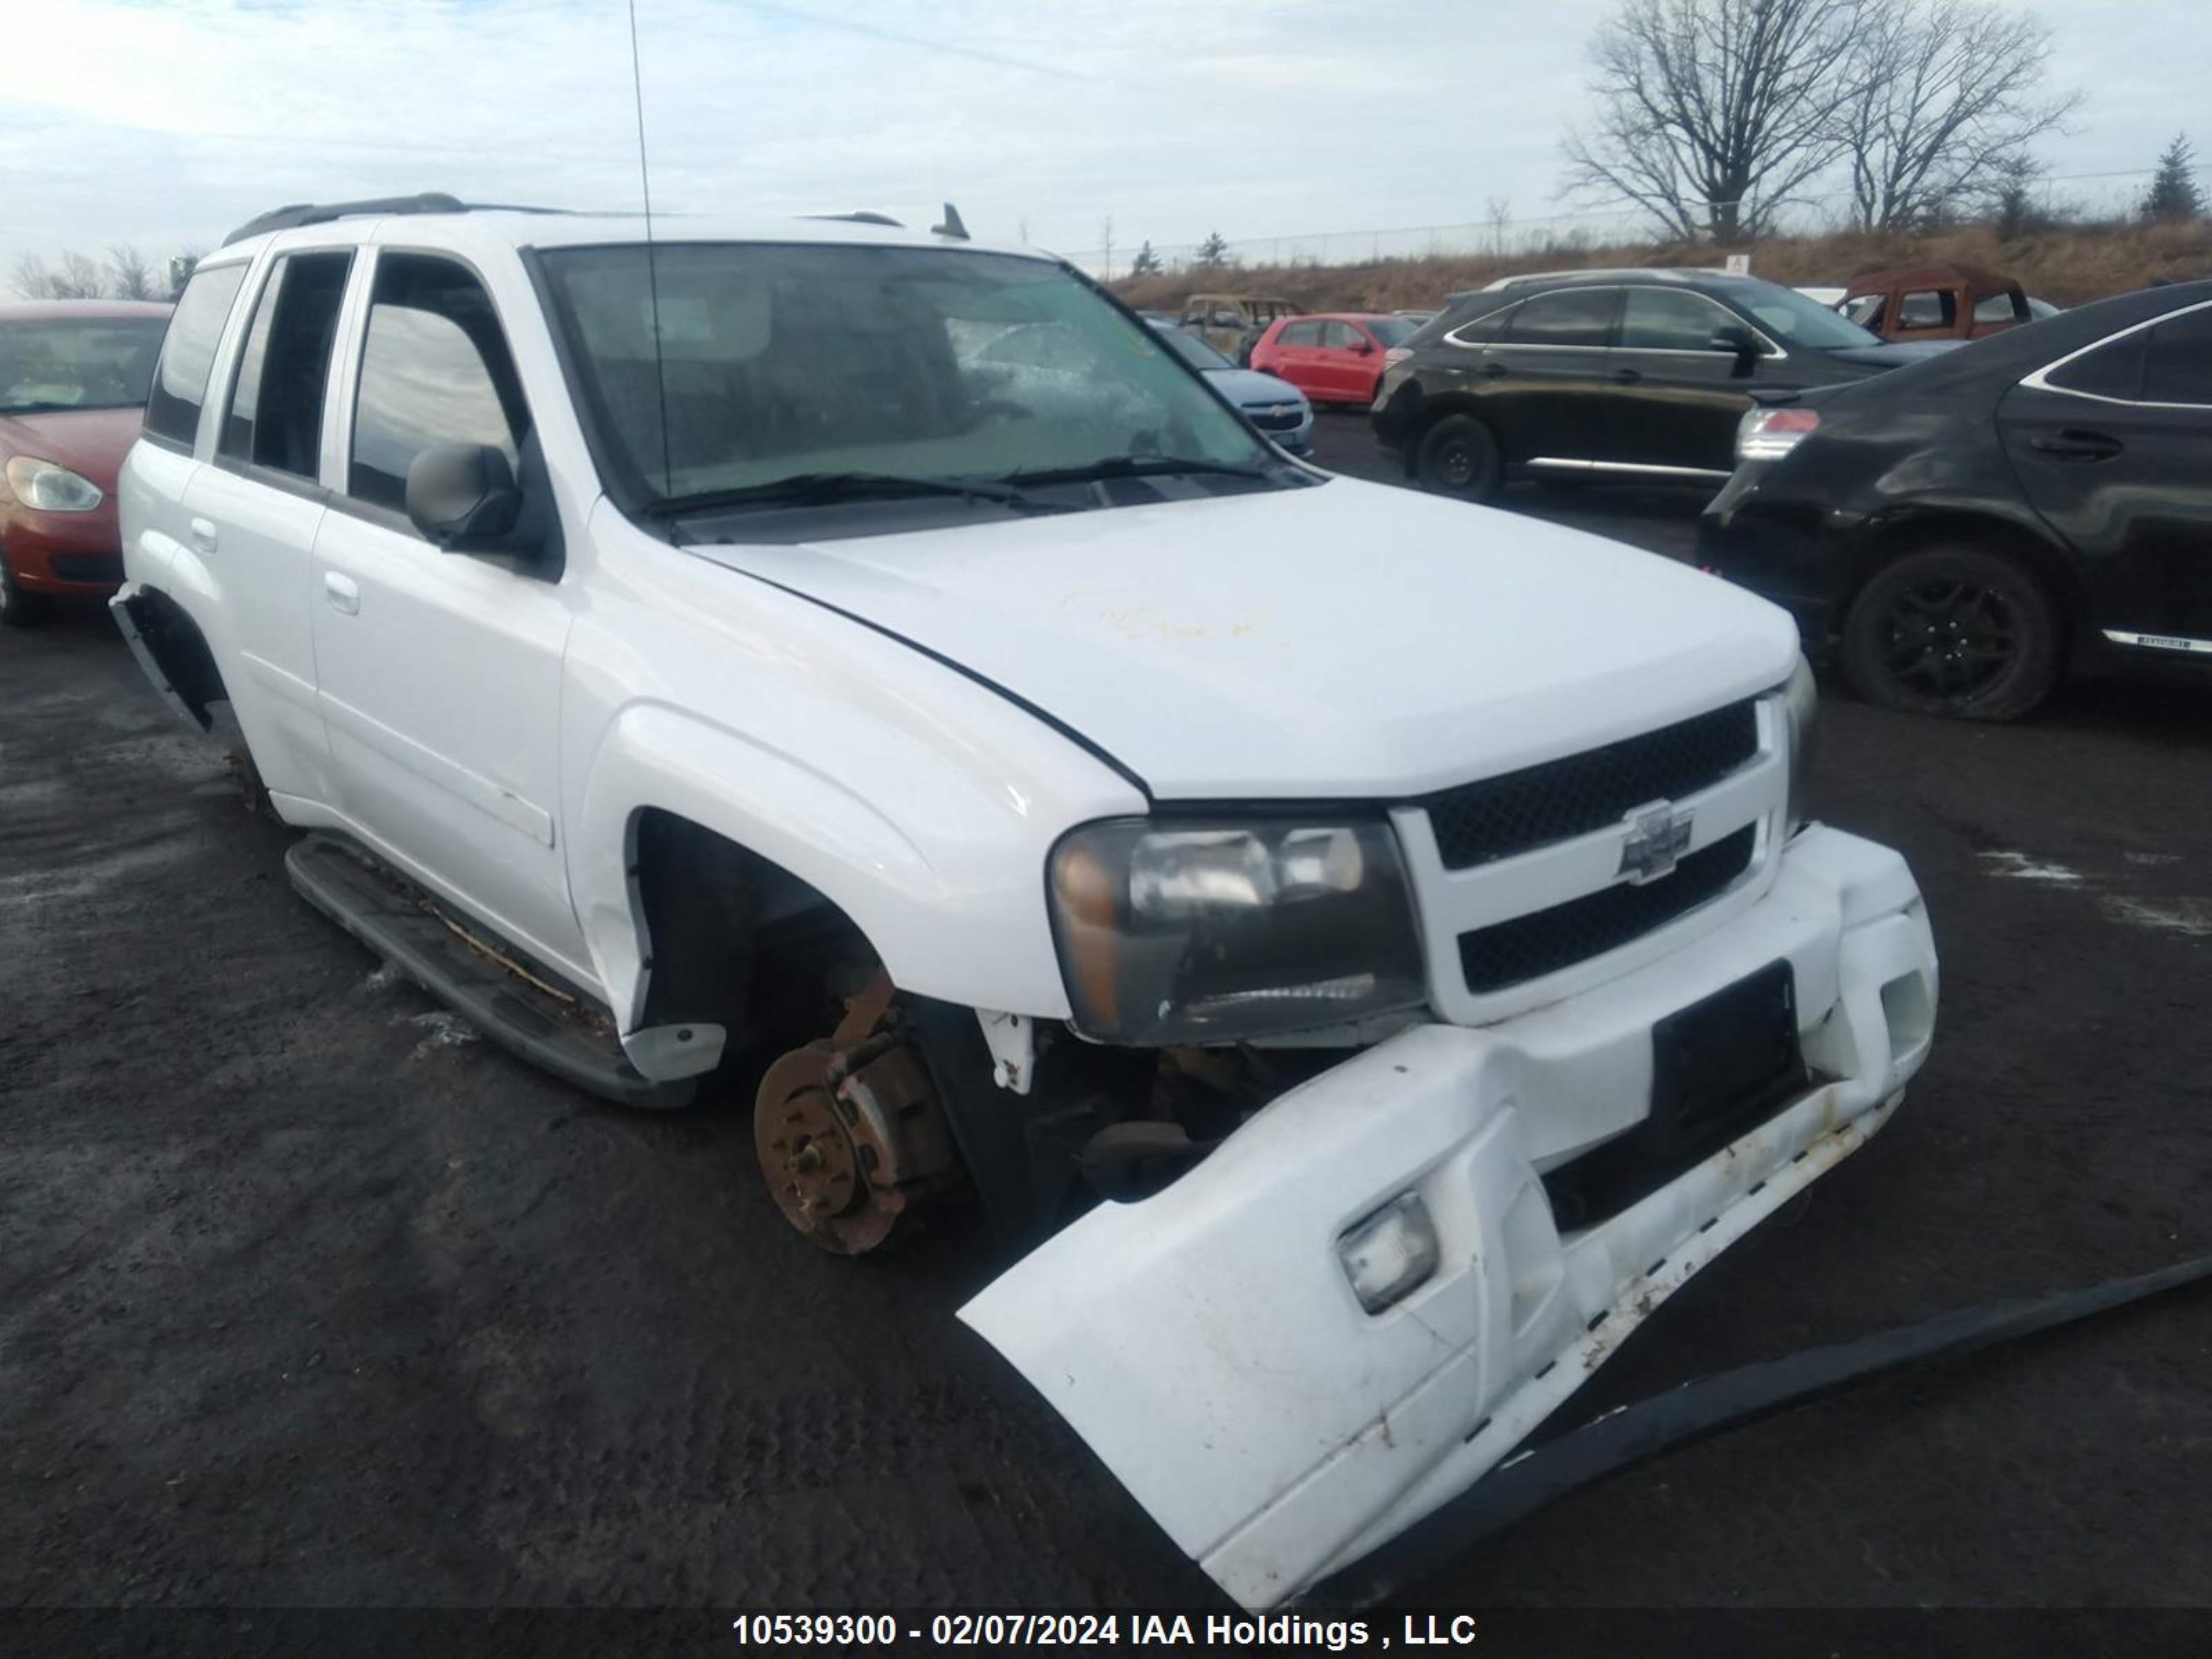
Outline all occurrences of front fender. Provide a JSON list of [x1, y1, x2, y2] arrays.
[[573, 703, 1090, 1040]]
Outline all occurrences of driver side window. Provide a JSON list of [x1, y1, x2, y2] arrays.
[[348, 254, 529, 516]]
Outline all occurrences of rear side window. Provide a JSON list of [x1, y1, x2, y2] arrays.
[[144, 263, 248, 448], [2047, 331, 2148, 401], [1437, 302, 1509, 346], [2143, 309, 2212, 405], [348, 254, 529, 514], [221, 251, 354, 480], [1505, 288, 1618, 346]]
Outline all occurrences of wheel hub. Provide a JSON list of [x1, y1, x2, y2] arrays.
[[751, 973, 962, 1254]]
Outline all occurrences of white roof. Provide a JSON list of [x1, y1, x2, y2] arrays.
[[209, 206, 1049, 266]]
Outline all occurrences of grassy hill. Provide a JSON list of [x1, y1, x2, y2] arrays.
[[1108, 220, 2212, 315]]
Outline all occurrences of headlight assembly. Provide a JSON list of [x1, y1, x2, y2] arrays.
[[1048, 816, 1427, 1044], [3, 456, 104, 513], [1783, 653, 1819, 832]]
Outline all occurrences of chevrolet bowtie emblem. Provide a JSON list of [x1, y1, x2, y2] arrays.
[[1620, 800, 1694, 883]]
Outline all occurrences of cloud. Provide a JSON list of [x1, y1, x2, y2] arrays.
[[0, 0, 2198, 280]]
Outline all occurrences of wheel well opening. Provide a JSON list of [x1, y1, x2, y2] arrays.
[[1844, 514, 2083, 644], [628, 808, 876, 1054], [125, 587, 228, 727]]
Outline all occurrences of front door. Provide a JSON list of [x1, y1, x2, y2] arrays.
[[1607, 285, 1765, 478], [2000, 303, 2212, 649], [310, 247, 585, 978]]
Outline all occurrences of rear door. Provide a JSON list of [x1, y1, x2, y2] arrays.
[[1268, 320, 1330, 397], [309, 246, 585, 977], [1609, 286, 1765, 478], [1483, 286, 1622, 467], [124, 259, 250, 610], [2001, 300, 2212, 649], [182, 247, 355, 803]]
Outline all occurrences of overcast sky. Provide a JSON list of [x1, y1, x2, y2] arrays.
[[3, 0, 2202, 281]]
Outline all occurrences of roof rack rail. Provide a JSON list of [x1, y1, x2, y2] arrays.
[[221, 194, 563, 247]]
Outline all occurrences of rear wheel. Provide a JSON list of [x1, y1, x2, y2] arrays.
[[1840, 545, 2064, 722], [1416, 413, 1502, 501], [0, 554, 52, 629]]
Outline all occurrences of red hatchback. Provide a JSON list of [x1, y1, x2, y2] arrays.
[[0, 299, 173, 627], [1248, 312, 1419, 407]]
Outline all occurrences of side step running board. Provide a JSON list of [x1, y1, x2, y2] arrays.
[[285, 832, 693, 1110]]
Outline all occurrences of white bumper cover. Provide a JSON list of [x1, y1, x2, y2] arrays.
[[960, 825, 1937, 1609]]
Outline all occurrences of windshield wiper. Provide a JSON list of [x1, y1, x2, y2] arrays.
[[998, 454, 1284, 488], [643, 471, 1072, 521]]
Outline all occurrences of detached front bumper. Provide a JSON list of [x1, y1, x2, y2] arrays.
[[962, 825, 1936, 1609]]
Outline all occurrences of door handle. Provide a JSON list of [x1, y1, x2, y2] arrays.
[[188, 516, 218, 555], [2030, 430, 2123, 462], [324, 572, 360, 615], [1611, 367, 1644, 384]]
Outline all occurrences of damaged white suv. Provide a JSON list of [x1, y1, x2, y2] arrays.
[[113, 196, 1938, 1609]]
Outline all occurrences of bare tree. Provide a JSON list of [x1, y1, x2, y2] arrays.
[[10, 253, 57, 299], [1484, 195, 1514, 253], [1562, 0, 1870, 241], [53, 252, 109, 299], [1837, 0, 2078, 231], [106, 243, 159, 301]]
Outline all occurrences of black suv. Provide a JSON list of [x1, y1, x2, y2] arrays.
[[1372, 269, 1943, 498]]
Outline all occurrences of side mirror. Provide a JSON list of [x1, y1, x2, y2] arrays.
[[1353, 339, 1376, 355], [1708, 324, 1759, 358], [406, 443, 523, 550]]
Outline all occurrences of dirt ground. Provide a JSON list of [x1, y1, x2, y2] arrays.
[[5, 417, 2211, 1652]]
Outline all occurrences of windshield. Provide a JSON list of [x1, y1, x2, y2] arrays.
[[1362, 317, 1418, 347], [0, 317, 169, 414], [1735, 285, 1883, 350], [537, 243, 1271, 510], [1153, 326, 1233, 372]]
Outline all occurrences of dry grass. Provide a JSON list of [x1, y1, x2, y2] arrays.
[[1109, 220, 2212, 315]]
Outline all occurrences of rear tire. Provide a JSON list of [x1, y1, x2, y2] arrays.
[[1840, 545, 2064, 722], [0, 554, 52, 628], [1416, 413, 1502, 501]]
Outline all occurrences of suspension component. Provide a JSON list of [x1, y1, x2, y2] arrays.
[[752, 972, 962, 1253]]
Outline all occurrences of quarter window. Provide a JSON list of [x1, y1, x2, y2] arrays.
[[348, 254, 528, 514], [2047, 332, 2148, 402], [1619, 288, 1737, 352], [144, 263, 248, 447], [2143, 309, 2212, 405], [220, 251, 353, 480], [1504, 288, 1618, 347]]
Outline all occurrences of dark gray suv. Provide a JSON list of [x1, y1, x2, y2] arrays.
[[1371, 269, 1945, 499]]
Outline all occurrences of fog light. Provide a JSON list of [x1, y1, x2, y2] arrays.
[[1338, 1192, 1440, 1314]]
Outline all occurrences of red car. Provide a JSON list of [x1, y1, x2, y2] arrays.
[[1248, 311, 1420, 407], [0, 299, 173, 627]]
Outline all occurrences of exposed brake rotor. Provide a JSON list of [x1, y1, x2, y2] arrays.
[[753, 971, 962, 1253]]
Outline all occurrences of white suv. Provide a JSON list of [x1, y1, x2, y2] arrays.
[[113, 196, 1938, 1609]]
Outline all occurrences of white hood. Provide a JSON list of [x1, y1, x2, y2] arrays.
[[699, 477, 1800, 799]]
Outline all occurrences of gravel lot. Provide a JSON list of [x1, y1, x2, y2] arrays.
[[6, 411, 2210, 1645]]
